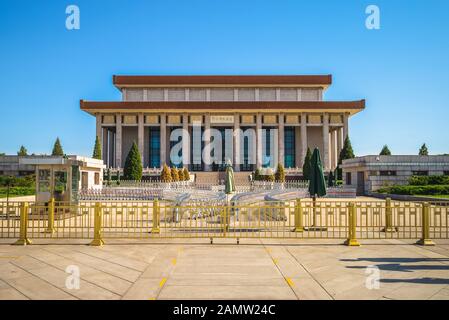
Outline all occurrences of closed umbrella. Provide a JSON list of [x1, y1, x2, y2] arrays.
[[225, 160, 236, 195], [308, 148, 327, 229]]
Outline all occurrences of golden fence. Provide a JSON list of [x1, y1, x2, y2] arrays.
[[1, 198, 448, 246]]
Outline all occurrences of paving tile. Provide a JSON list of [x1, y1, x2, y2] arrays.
[[158, 285, 296, 300], [122, 278, 162, 300], [5, 275, 76, 300]]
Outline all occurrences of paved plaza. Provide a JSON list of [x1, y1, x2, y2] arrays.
[[1, 238, 449, 300]]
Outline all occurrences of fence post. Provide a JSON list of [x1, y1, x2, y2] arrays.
[[90, 202, 104, 246], [344, 202, 360, 246], [417, 202, 435, 246], [294, 199, 304, 232], [383, 197, 396, 232], [45, 198, 56, 234], [13, 202, 32, 245], [152, 199, 160, 234], [223, 205, 228, 237]]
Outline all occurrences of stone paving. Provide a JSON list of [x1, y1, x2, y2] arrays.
[[1, 238, 449, 300]]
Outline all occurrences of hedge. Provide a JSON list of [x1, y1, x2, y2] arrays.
[[378, 185, 449, 196], [0, 175, 35, 188], [0, 187, 35, 198], [409, 175, 449, 186]]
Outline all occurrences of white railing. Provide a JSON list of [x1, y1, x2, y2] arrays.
[[78, 188, 163, 201], [253, 180, 309, 190], [104, 180, 194, 189]]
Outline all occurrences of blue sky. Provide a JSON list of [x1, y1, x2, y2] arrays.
[[0, 0, 448, 156]]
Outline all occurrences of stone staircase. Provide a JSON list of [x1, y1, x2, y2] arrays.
[[194, 171, 251, 185]]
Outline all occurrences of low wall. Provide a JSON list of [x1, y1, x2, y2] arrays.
[[368, 192, 449, 203]]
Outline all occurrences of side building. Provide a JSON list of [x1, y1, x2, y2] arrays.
[[341, 155, 449, 195], [81, 75, 365, 174]]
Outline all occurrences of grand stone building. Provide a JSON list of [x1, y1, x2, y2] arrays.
[[80, 75, 365, 173]]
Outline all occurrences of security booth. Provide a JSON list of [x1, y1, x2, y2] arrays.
[[19, 156, 104, 203]]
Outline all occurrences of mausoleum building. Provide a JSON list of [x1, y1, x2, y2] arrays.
[[80, 75, 365, 173]]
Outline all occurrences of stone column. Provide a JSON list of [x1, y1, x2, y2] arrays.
[[95, 114, 102, 141], [182, 114, 190, 168], [233, 113, 240, 171], [102, 128, 109, 167], [256, 113, 263, 168], [330, 129, 337, 170], [160, 114, 167, 167], [203, 114, 211, 171], [109, 130, 114, 167], [138, 113, 144, 165], [300, 113, 307, 167], [96, 114, 104, 163], [337, 127, 343, 162], [322, 113, 330, 172], [343, 113, 349, 141], [115, 114, 122, 168], [278, 113, 284, 167]]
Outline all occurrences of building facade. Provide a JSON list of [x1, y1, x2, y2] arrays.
[[81, 75, 365, 173], [341, 155, 449, 195]]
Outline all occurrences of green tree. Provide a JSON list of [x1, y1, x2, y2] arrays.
[[92, 136, 102, 160], [160, 163, 172, 182], [123, 142, 142, 180], [52, 137, 64, 156], [328, 171, 334, 187], [254, 168, 262, 181], [275, 163, 286, 182], [380, 145, 391, 156], [183, 167, 190, 181], [337, 136, 355, 180], [17, 146, 28, 156], [419, 143, 429, 156], [302, 147, 312, 180], [171, 166, 179, 181]]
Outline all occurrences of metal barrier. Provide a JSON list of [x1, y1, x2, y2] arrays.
[[1, 198, 448, 246]]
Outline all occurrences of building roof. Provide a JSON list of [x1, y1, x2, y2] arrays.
[[113, 75, 332, 88], [341, 155, 449, 168], [80, 100, 365, 115]]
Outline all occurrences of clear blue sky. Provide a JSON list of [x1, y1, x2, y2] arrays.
[[0, 0, 448, 156]]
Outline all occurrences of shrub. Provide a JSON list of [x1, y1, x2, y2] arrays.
[[0, 187, 35, 198], [275, 163, 286, 182], [0, 175, 35, 188], [171, 166, 179, 182], [378, 185, 449, 196], [123, 142, 143, 180], [183, 167, 190, 181], [160, 164, 172, 182], [409, 175, 449, 186], [302, 148, 312, 180], [254, 168, 262, 181], [328, 171, 335, 187], [178, 168, 184, 181]]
